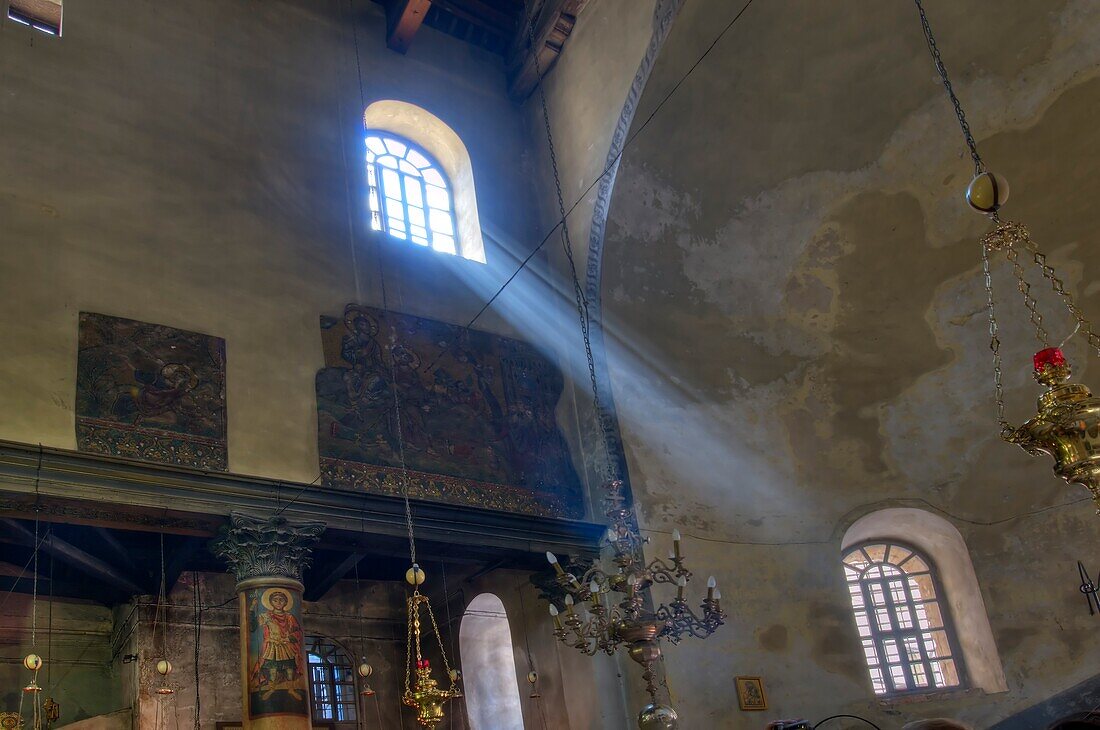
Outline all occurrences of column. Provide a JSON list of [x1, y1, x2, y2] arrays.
[[213, 512, 325, 730]]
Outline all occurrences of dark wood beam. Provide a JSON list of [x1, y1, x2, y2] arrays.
[[92, 526, 147, 586], [304, 551, 365, 602], [507, 0, 588, 101], [432, 0, 514, 34], [0, 440, 605, 559], [387, 0, 433, 54], [0, 518, 145, 595]]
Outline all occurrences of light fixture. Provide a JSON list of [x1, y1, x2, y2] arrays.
[[1078, 561, 1100, 616], [524, 7, 728, 724], [915, 0, 1100, 512]]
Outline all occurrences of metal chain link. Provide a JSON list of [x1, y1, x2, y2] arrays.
[[527, 13, 616, 483], [1005, 246, 1050, 347], [1023, 237, 1100, 356], [913, 0, 985, 176], [980, 243, 1011, 433]]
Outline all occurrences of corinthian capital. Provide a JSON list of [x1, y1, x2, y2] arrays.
[[211, 511, 325, 584]]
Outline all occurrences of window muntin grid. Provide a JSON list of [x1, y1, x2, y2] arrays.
[[306, 636, 357, 723], [365, 132, 462, 258], [843, 542, 963, 696]]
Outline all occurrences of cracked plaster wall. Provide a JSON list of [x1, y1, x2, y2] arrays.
[[599, 0, 1100, 727]]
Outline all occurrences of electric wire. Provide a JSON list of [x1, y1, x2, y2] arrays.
[[416, 0, 758, 378]]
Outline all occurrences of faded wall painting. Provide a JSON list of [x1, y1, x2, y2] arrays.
[[245, 587, 309, 720], [316, 304, 584, 518], [75, 312, 228, 470]]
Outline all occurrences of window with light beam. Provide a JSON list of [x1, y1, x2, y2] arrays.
[[366, 132, 462, 258], [842, 542, 964, 696]]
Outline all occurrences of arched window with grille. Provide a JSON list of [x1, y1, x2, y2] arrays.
[[366, 132, 461, 256], [306, 636, 357, 724], [842, 542, 964, 696]]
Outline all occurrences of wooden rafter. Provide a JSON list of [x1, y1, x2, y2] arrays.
[[507, 0, 588, 101], [387, 0, 433, 54]]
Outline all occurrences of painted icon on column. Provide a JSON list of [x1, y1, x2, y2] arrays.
[[247, 587, 308, 718]]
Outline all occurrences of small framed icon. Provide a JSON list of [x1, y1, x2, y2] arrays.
[[736, 675, 768, 711]]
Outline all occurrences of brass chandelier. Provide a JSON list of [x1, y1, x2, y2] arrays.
[[915, 0, 1100, 511]]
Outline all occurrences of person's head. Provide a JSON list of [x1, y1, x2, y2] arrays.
[[270, 592, 289, 611]]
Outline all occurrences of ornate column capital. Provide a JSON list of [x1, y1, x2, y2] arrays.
[[211, 511, 325, 584]]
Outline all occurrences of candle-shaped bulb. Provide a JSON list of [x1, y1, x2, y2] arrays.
[[606, 528, 617, 543], [549, 604, 558, 616], [676, 575, 686, 601], [549, 603, 562, 629], [565, 594, 574, 605], [707, 576, 716, 601], [547, 551, 565, 576], [589, 581, 600, 594], [714, 589, 722, 601], [672, 528, 681, 541], [672, 528, 682, 560]]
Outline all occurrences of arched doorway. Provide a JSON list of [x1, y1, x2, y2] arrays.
[[459, 593, 524, 730]]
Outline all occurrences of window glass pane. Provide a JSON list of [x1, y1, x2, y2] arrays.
[[408, 208, 426, 228], [864, 545, 888, 563], [901, 555, 929, 573], [398, 159, 421, 176], [432, 234, 456, 255], [366, 136, 387, 155], [429, 209, 454, 236], [407, 149, 432, 169], [425, 185, 450, 210], [422, 168, 446, 188], [404, 177, 424, 208], [384, 138, 408, 156], [378, 155, 399, 170], [908, 574, 936, 600], [889, 545, 912, 565], [916, 600, 944, 630], [381, 169, 403, 200]]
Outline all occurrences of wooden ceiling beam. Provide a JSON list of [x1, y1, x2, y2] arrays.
[[0, 518, 145, 596], [387, 0, 433, 54], [507, 0, 588, 101], [304, 551, 365, 602], [431, 0, 514, 34]]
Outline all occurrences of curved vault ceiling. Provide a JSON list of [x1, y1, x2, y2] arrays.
[[595, 0, 1100, 542]]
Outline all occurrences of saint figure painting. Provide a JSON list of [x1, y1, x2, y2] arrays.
[[246, 587, 308, 719]]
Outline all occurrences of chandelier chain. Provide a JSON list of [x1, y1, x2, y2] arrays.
[[1024, 240, 1100, 356], [1005, 247, 1050, 347], [913, 0, 985, 176], [980, 243, 1010, 432], [527, 14, 615, 483]]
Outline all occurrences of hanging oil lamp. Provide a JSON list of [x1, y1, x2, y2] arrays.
[[915, 0, 1100, 512], [358, 662, 376, 697], [402, 565, 461, 728]]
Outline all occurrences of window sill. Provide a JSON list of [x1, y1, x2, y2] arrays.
[[878, 687, 982, 706]]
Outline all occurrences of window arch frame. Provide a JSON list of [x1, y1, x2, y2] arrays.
[[304, 634, 359, 724], [365, 130, 461, 256], [842, 540, 967, 697]]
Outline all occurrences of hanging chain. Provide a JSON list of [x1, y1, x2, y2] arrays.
[[980, 243, 1011, 433], [913, 0, 985, 176], [1005, 246, 1050, 347], [527, 12, 616, 483], [1022, 235, 1100, 356], [387, 338, 418, 568]]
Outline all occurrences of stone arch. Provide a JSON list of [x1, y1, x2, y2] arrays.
[[842, 508, 1008, 694], [363, 99, 485, 262]]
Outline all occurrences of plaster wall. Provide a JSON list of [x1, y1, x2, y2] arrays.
[[0, 593, 125, 724], [598, 0, 1100, 727], [0, 0, 546, 484]]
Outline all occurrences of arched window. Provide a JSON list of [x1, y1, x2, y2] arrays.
[[363, 100, 486, 263], [843, 542, 963, 696], [366, 132, 459, 255], [306, 636, 357, 724], [459, 593, 524, 730]]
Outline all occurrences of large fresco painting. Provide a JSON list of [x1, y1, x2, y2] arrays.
[[75, 313, 228, 471], [316, 304, 584, 519], [245, 587, 309, 720]]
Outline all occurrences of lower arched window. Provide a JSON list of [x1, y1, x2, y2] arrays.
[[843, 543, 963, 696], [459, 593, 524, 730], [306, 636, 357, 723]]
